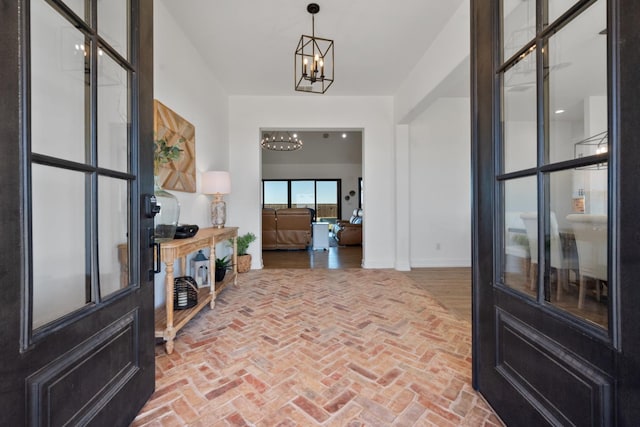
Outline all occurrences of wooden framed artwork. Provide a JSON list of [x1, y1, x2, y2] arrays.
[[154, 99, 196, 192]]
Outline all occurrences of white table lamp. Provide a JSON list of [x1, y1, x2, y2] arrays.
[[202, 171, 231, 228]]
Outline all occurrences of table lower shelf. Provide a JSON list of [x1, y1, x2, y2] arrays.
[[214, 271, 235, 297], [154, 272, 236, 339], [154, 287, 212, 339]]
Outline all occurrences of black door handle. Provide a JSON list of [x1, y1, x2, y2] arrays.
[[148, 227, 162, 277]]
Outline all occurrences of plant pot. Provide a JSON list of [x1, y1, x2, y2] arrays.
[[237, 254, 251, 273], [215, 267, 226, 282]]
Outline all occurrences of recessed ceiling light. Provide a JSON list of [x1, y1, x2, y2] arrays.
[[342, 133, 347, 139], [555, 109, 565, 114]]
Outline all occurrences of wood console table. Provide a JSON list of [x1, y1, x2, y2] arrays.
[[155, 227, 238, 353]]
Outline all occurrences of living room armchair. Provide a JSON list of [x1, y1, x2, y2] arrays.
[[335, 209, 363, 245]]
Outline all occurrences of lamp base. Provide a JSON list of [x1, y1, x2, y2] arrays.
[[211, 196, 226, 228]]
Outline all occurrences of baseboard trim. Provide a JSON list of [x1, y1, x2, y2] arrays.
[[362, 259, 394, 269], [410, 258, 471, 268], [394, 262, 411, 271]]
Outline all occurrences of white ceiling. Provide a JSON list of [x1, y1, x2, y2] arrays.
[[161, 0, 465, 96], [261, 131, 362, 165]]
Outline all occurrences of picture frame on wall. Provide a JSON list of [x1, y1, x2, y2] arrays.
[[154, 99, 196, 192]]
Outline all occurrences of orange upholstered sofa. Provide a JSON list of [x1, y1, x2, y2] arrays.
[[262, 208, 312, 250]]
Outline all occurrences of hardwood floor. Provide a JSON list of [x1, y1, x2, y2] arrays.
[[262, 245, 363, 269], [404, 268, 472, 323]]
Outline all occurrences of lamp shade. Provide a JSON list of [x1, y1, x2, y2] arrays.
[[201, 171, 231, 194]]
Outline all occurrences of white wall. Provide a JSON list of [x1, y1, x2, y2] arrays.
[[394, 0, 470, 124], [229, 96, 395, 269], [392, 0, 471, 270], [408, 98, 471, 267], [262, 163, 362, 220], [153, 0, 229, 308], [394, 125, 411, 271]]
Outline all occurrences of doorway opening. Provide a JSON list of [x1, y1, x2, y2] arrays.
[[260, 130, 363, 269]]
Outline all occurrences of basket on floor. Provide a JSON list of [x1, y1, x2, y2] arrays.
[[174, 276, 198, 310]]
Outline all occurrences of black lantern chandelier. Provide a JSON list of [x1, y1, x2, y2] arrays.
[[261, 132, 303, 151], [294, 3, 334, 94]]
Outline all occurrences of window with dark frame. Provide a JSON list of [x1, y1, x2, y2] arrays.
[[262, 179, 342, 222], [498, 0, 609, 330]]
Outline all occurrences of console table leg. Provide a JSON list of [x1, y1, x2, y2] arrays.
[[165, 338, 174, 354]]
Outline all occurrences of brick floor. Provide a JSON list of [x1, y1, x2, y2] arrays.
[[132, 269, 503, 426]]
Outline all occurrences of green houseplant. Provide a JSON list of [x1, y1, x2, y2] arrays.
[[153, 137, 183, 176], [234, 232, 256, 273], [214, 256, 232, 282]]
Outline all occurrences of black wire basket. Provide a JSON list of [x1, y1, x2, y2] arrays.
[[173, 276, 198, 310]]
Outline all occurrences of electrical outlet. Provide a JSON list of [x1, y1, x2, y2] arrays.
[[436, 243, 441, 250]]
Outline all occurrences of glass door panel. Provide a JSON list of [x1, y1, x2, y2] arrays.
[[316, 181, 338, 222], [291, 180, 315, 208], [499, 0, 609, 333], [502, 0, 536, 60], [502, 176, 537, 295], [502, 51, 537, 173], [62, 0, 86, 21], [98, 52, 130, 172], [99, 177, 131, 298], [549, 167, 608, 328], [31, 0, 88, 163], [263, 181, 288, 209], [98, 0, 129, 59], [31, 165, 88, 329], [547, 0, 582, 25], [547, 0, 607, 164], [29, 0, 134, 332]]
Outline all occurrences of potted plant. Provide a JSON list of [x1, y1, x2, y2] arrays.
[[234, 232, 256, 273], [214, 256, 232, 282]]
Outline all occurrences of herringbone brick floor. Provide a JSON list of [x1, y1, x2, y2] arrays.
[[132, 269, 503, 426]]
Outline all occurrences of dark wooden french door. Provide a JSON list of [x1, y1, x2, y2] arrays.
[[471, 0, 640, 425], [0, 0, 155, 425]]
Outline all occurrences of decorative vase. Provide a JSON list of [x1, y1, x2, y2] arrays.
[[237, 254, 251, 273], [154, 176, 180, 242]]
